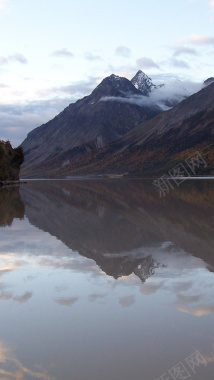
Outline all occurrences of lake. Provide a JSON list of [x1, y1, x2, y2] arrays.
[[0, 179, 213, 380]]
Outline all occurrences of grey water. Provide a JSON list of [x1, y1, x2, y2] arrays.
[[0, 179, 213, 380]]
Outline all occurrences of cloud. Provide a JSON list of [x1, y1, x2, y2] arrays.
[[38, 76, 100, 99], [173, 47, 197, 57], [0, 56, 8, 65], [100, 79, 202, 109], [0, 0, 9, 14], [136, 57, 159, 69], [85, 52, 102, 61], [177, 34, 214, 45], [0, 53, 27, 65], [170, 58, 191, 69], [115, 46, 131, 58], [51, 48, 74, 58], [119, 295, 135, 307], [0, 98, 70, 146], [9, 53, 28, 64], [0, 75, 101, 147], [55, 296, 78, 307]]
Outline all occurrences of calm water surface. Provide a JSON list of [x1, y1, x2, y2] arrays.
[[0, 179, 213, 380]]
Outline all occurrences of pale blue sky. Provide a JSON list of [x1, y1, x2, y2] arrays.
[[0, 0, 214, 146]]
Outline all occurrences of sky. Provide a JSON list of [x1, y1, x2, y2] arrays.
[[0, 0, 214, 146]]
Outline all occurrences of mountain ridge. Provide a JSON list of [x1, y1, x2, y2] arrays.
[[21, 71, 163, 172], [21, 80, 214, 178], [20, 72, 213, 178]]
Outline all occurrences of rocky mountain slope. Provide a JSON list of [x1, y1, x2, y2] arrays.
[[21, 80, 214, 178], [131, 70, 163, 95], [21, 72, 163, 173]]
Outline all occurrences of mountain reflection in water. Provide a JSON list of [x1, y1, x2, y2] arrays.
[[0, 179, 213, 380], [19, 179, 214, 279]]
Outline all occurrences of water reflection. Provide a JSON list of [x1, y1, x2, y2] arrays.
[[0, 341, 53, 379], [20, 179, 214, 277], [0, 180, 213, 379], [0, 186, 24, 227]]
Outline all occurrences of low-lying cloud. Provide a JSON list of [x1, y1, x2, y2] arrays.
[[100, 79, 202, 109]]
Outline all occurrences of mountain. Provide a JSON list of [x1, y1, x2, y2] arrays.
[[21, 80, 214, 178], [21, 72, 163, 174], [0, 140, 24, 185], [131, 70, 161, 95], [204, 77, 214, 86]]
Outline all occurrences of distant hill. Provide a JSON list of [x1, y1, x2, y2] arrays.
[[0, 141, 24, 184]]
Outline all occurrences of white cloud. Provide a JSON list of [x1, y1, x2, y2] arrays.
[[101, 79, 202, 109], [84, 52, 102, 61], [173, 47, 197, 57], [136, 57, 159, 69], [9, 53, 28, 64], [0, 0, 9, 14], [170, 58, 191, 69], [115, 46, 131, 58], [177, 34, 214, 45], [51, 48, 74, 58], [0, 53, 28, 65], [0, 56, 8, 65]]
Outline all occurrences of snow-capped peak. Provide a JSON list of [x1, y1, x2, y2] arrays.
[[131, 70, 159, 96]]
